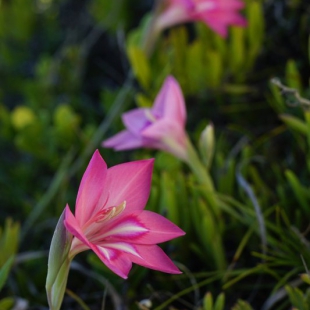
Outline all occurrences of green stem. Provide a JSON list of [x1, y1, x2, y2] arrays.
[[141, 0, 165, 57], [184, 136, 215, 191], [183, 136, 219, 218]]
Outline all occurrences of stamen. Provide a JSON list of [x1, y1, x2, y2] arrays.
[[95, 201, 126, 223], [83, 201, 127, 240]]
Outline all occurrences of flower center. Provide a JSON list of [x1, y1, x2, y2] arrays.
[[94, 201, 126, 223], [84, 201, 126, 238]]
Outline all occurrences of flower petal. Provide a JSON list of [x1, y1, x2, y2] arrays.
[[97, 211, 185, 245], [134, 211, 185, 244], [91, 244, 133, 279], [129, 244, 182, 274], [103, 159, 154, 215], [152, 76, 186, 126], [200, 11, 246, 37], [142, 118, 184, 142], [75, 150, 107, 225], [64, 205, 92, 251], [122, 108, 150, 135], [102, 130, 144, 150], [97, 217, 148, 240]]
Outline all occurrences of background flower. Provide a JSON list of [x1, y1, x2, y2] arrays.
[[103, 76, 189, 160], [154, 0, 247, 37]]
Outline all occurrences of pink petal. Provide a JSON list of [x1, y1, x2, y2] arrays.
[[101, 159, 154, 216], [200, 11, 247, 37], [65, 205, 133, 279], [75, 150, 107, 225], [216, 0, 245, 9], [94, 215, 149, 241], [142, 119, 182, 141], [154, 5, 190, 32], [91, 244, 133, 279], [64, 204, 92, 251], [199, 15, 228, 37], [129, 244, 182, 274], [122, 108, 150, 134], [99, 211, 185, 244], [102, 130, 144, 150], [152, 76, 186, 126], [134, 211, 185, 244]]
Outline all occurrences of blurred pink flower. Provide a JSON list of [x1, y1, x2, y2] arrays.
[[102, 76, 189, 161], [154, 0, 247, 37], [64, 150, 185, 279]]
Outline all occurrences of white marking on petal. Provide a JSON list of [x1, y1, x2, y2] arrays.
[[97, 246, 112, 260], [101, 221, 148, 239], [103, 242, 142, 258]]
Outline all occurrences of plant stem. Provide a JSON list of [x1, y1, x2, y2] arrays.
[[183, 136, 219, 218]]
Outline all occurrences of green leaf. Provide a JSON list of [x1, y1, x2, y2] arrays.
[[229, 27, 245, 79], [246, 1, 264, 69], [159, 171, 179, 225], [127, 46, 151, 90], [0, 219, 19, 267], [285, 59, 302, 91], [231, 299, 254, 310], [205, 50, 223, 88], [203, 292, 213, 310], [0, 256, 14, 292], [0, 297, 15, 310], [279, 114, 308, 135], [286, 286, 308, 310], [285, 169, 310, 214], [214, 293, 225, 310]]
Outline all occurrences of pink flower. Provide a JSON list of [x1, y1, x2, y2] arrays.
[[102, 76, 189, 161], [154, 0, 247, 37], [64, 150, 185, 279]]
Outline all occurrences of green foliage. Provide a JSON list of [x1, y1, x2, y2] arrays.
[[2, 0, 310, 309], [286, 286, 310, 310], [231, 299, 254, 310], [0, 297, 15, 310], [0, 219, 19, 267], [0, 219, 19, 306], [0, 256, 14, 292], [200, 292, 225, 310], [127, 0, 265, 95]]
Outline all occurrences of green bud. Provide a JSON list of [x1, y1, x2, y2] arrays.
[[46, 210, 73, 310], [199, 123, 215, 170]]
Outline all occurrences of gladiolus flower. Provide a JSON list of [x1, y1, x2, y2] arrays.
[[64, 150, 185, 279], [102, 76, 189, 161], [154, 0, 247, 37]]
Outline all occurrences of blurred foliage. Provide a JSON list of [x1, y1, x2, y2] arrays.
[[0, 219, 19, 309], [1, 0, 310, 309]]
